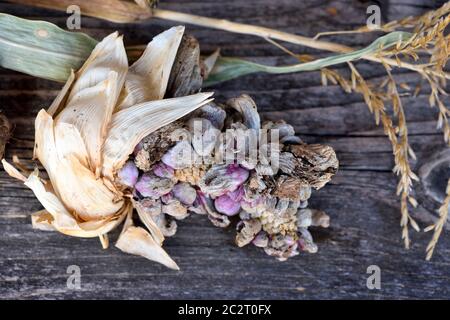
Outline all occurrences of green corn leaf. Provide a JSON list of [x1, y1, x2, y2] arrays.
[[0, 13, 97, 82], [0, 12, 412, 88], [204, 31, 413, 87]]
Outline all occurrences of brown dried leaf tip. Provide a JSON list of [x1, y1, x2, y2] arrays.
[[0, 113, 11, 159]]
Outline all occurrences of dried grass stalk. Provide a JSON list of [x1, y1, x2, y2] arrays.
[[270, 4, 450, 252], [425, 179, 450, 260], [8, 0, 449, 81]]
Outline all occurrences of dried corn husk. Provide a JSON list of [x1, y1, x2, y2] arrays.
[[2, 26, 213, 270]]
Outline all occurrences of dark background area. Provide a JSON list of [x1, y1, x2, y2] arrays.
[[0, 0, 450, 299]]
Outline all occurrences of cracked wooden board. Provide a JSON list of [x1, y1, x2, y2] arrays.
[[0, 0, 449, 299]]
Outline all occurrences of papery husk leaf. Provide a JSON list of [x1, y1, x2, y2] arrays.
[[204, 31, 412, 86], [67, 32, 127, 104], [2, 161, 131, 238], [118, 26, 184, 110], [54, 122, 90, 169], [134, 199, 165, 245], [2, 159, 27, 182], [34, 110, 123, 221], [47, 70, 76, 117], [31, 210, 56, 231], [119, 207, 134, 237], [0, 13, 96, 82], [24, 168, 125, 237], [75, 201, 130, 234], [99, 234, 109, 249], [102, 92, 214, 179], [57, 72, 119, 173], [20, 168, 86, 233], [116, 226, 180, 270], [55, 33, 128, 172], [61, 155, 124, 220]]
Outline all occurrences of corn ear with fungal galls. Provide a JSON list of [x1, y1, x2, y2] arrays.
[[130, 94, 338, 260], [2, 26, 213, 270]]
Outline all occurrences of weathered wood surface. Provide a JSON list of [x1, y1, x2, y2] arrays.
[[1, 0, 450, 299]]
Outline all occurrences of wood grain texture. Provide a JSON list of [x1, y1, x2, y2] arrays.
[[0, 0, 450, 299]]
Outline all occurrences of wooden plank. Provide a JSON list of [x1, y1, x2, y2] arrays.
[[0, 0, 449, 299]]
